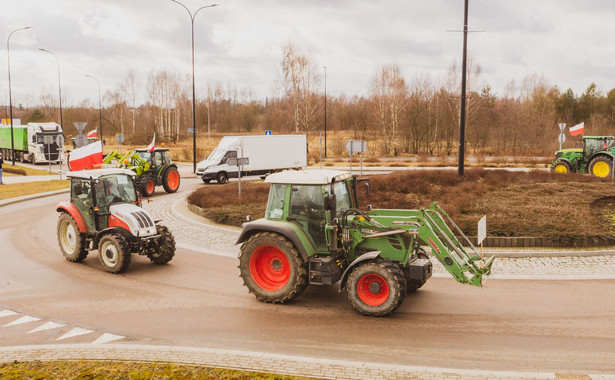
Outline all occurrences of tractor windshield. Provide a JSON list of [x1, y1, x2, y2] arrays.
[[95, 174, 137, 206]]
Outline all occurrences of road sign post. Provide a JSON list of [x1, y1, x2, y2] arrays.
[[227, 157, 249, 196], [345, 140, 367, 174]]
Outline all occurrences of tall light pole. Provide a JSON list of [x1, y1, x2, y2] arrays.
[[458, 0, 469, 176], [170, 0, 219, 174], [39, 48, 63, 129], [85, 74, 103, 145], [324, 66, 327, 159], [7, 26, 32, 166]]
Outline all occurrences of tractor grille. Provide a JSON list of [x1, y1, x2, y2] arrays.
[[131, 211, 155, 229]]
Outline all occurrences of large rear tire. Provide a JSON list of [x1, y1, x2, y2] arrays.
[[589, 155, 613, 178], [147, 225, 176, 264], [238, 232, 308, 303], [98, 233, 131, 273], [346, 259, 407, 317], [162, 167, 180, 193], [57, 213, 88, 262]]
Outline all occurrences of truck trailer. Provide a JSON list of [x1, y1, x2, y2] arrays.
[[0, 122, 65, 164], [196, 135, 307, 184]]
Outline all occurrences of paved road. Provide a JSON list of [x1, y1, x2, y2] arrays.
[[2, 171, 615, 379]]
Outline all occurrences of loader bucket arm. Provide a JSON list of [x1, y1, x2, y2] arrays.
[[418, 202, 493, 287]]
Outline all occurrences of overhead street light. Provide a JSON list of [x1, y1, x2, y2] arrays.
[[39, 48, 64, 130], [85, 74, 103, 145], [170, 0, 219, 174], [7, 26, 32, 166]]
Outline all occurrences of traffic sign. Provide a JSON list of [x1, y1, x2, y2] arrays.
[[74, 135, 88, 147], [74, 122, 87, 133], [265, 130, 272, 135], [115, 133, 125, 144], [188, 128, 194, 133], [558, 123, 566, 132], [558, 133, 566, 144], [56, 134, 65, 147]]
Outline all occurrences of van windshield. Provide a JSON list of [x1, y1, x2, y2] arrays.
[[207, 149, 226, 162]]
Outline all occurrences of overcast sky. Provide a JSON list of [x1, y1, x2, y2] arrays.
[[1, 0, 615, 108]]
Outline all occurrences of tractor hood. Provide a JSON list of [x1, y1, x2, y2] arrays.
[[108, 203, 157, 237]]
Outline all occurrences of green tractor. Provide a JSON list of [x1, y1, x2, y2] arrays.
[[236, 170, 494, 317], [552, 136, 615, 177], [104, 148, 181, 197]]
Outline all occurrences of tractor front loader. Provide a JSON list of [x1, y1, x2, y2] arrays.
[[236, 170, 494, 317], [103, 148, 180, 196]]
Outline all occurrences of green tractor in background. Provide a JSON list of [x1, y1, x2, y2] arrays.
[[104, 148, 180, 197], [552, 136, 615, 177]]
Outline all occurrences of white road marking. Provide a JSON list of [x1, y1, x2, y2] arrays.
[[27, 321, 65, 334], [0, 310, 19, 318], [92, 333, 125, 345], [3, 316, 41, 327], [56, 327, 94, 341]]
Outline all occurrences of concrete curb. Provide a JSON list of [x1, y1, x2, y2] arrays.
[[2, 344, 608, 380]]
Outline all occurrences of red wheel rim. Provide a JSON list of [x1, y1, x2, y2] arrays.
[[357, 273, 389, 306], [249, 245, 290, 291], [147, 180, 155, 194], [167, 171, 179, 190]]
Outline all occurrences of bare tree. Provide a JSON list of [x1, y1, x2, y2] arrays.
[[369, 64, 408, 155]]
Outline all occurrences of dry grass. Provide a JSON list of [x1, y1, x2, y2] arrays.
[[0, 360, 305, 379], [3, 164, 57, 176], [188, 169, 615, 238], [0, 180, 70, 200]]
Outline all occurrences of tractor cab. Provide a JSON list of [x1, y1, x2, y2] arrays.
[[134, 148, 172, 170], [582, 136, 614, 161]]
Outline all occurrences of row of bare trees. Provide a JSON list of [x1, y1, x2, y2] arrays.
[[9, 44, 615, 156]]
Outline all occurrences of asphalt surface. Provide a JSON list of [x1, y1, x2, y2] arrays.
[[1, 165, 615, 379]]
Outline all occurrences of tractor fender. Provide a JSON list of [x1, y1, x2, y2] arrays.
[[93, 227, 135, 249], [236, 219, 310, 261], [338, 250, 381, 292], [553, 157, 574, 167], [56, 201, 87, 234], [589, 152, 613, 163]]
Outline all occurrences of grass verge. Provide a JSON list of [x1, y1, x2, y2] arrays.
[[188, 169, 615, 239], [3, 164, 59, 176], [0, 360, 307, 380], [0, 180, 70, 201]]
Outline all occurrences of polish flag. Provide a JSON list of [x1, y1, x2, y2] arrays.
[[147, 134, 155, 153], [68, 141, 103, 171], [569, 122, 584, 136], [86, 129, 97, 138]]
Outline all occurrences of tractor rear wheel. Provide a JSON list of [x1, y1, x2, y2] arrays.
[[589, 155, 613, 178], [162, 167, 180, 193], [57, 213, 88, 262], [98, 233, 131, 273], [551, 159, 573, 174], [137, 175, 156, 197], [346, 259, 407, 317], [147, 225, 176, 264], [238, 232, 308, 303]]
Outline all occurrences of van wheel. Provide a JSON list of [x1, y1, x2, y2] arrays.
[[217, 172, 228, 184]]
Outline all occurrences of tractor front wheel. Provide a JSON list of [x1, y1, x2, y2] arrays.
[[238, 232, 308, 303], [147, 225, 176, 264], [589, 155, 613, 178], [57, 213, 88, 262], [162, 167, 180, 193], [98, 233, 131, 273], [137, 175, 156, 197], [346, 259, 407, 317], [551, 159, 573, 174]]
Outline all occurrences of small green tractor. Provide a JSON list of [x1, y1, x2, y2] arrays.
[[104, 148, 180, 196], [552, 136, 614, 177], [56, 168, 176, 273], [237, 170, 494, 317]]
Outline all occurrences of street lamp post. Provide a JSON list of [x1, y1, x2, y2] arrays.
[[324, 66, 327, 159], [7, 26, 32, 166], [458, 0, 469, 176], [39, 48, 63, 129], [85, 74, 103, 145], [170, 0, 219, 174]]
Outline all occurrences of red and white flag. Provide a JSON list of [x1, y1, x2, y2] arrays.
[[147, 134, 156, 152], [569, 122, 584, 136], [86, 129, 97, 138], [68, 141, 103, 171]]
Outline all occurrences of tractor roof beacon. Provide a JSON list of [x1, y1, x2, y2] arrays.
[[56, 168, 176, 273], [236, 170, 494, 317], [552, 136, 615, 177]]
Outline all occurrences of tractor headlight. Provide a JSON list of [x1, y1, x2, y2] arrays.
[[138, 227, 156, 236]]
